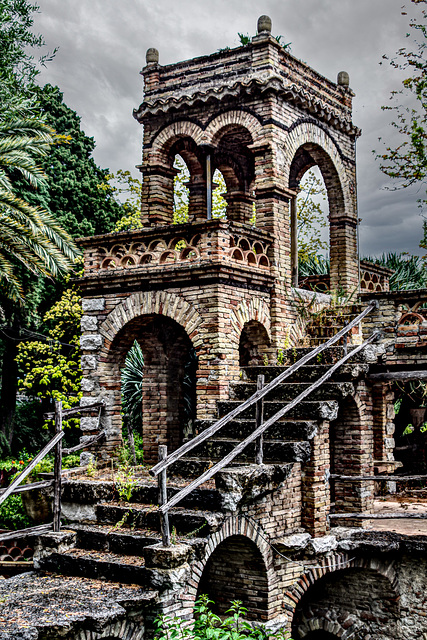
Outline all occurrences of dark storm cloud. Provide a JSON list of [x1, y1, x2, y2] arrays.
[[34, 0, 425, 255]]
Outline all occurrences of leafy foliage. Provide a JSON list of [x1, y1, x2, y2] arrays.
[[0, 0, 53, 106], [298, 253, 330, 277], [0, 94, 80, 299], [376, 0, 427, 208], [121, 340, 144, 431], [238, 32, 291, 51], [365, 252, 427, 290], [155, 595, 293, 639], [15, 286, 83, 427], [109, 169, 142, 232]]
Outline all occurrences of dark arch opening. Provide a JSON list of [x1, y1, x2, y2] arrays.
[[197, 535, 269, 620], [239, 320, 271, 367], [108, 314, 197, 465], [292, 568, 399, 640]]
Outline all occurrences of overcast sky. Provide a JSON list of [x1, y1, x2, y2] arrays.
[[33, 0, 425, 257]]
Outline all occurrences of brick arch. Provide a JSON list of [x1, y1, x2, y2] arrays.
[[284, 553, 398, 615], [187, 516, 276, 604], [99, 291, 204, 350], [230, 297, 271, 343], [152, 120, 205, 156], [204, 110, 263, 147], [284, 121, 348, 188], [73, 619, 144, 640]]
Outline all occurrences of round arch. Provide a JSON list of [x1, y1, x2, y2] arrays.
[[152, 120, 204, 158], [291, 561, 400, 640], [186, 516, 278, 617], [285, 122, 358, 291], [204, 110, 263, 147], [99, 291, 204, 349]]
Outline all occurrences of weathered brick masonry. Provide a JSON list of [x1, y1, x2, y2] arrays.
[[70, 15, 427, 640]]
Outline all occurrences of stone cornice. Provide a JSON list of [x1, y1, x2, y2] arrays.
[[133, 75, 360, 138]]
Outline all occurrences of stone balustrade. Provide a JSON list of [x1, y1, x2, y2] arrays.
[[79, 220, 272, 276]]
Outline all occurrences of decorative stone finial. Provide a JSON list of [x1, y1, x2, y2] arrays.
[[337, 71, 350, 87], [257, 15, 272, 34], [146, 48, 159, 64]]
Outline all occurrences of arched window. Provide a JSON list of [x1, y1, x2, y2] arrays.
[[173, 154, 190, 224], [212, 168, 227, 218]]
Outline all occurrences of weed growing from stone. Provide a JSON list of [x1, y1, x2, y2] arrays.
[[86, 457, 97, 478], [115, 465, 138, 502]]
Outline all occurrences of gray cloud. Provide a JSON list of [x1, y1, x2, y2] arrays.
[[34, 0, 425, 256]]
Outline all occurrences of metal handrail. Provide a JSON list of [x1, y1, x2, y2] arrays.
[[151, 300, 378, 477], [159, 330, 379, 515]]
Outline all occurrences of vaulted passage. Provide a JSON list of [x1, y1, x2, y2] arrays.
[[197, 535, 269, 621], [105, 314, 197, 465], [292, 568, 399, 639]]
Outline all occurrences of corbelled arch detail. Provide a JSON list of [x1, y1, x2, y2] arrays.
[[204, 110, 264, 147], [99, 291, 204, 349], [73, 619, 144, 640], [152, 120, 205, 155]]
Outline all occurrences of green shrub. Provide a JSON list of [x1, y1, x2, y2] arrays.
[[155, 595, 293, 639], [0, 494, 31, 530]]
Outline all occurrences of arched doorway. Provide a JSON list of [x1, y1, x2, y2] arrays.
[[239, 320, 271, 367], [197, 535, 269, 620], [107, 314, 197, 465]]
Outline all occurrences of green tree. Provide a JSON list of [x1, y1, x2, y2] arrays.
[[0, 95, 79, 299], [0, 0, 52, 106], [376, 0, 427, 207], [31, 84, 124, 237]]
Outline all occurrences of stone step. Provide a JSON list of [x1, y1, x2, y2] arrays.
[[195, 419, 318, 441], [96, 503, 224, 537], [229, 381, 354, 402], [62, 479, 222, 512], [69, 523, 161, 554], [39, 548, 151, 586], [241, 363, 368, 383], [189, 439, 311, 464], [217, 400, 339, 422]]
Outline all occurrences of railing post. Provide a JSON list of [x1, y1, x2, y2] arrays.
[[255, 374, 265, 464], [53, 401, 63, 532], [343, 321, 348, 356], [158, 445, 170, 546]]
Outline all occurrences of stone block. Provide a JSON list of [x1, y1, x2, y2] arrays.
[[82, 298, 105, 312], [81, 315, 98, 331], [80, 416, 100, 431], [81, 355, 97, 370], [80, 334, 103, 351], [143, 542, 192, 569]]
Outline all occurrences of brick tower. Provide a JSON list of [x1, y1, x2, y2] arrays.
[[78, 15, 361, 463]]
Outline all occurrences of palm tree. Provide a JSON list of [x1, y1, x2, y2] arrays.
[[0, 95, 79, 299]]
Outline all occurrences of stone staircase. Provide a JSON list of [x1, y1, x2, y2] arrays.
[[305, 303, 365, 346], [35, 345, 375, 593]]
